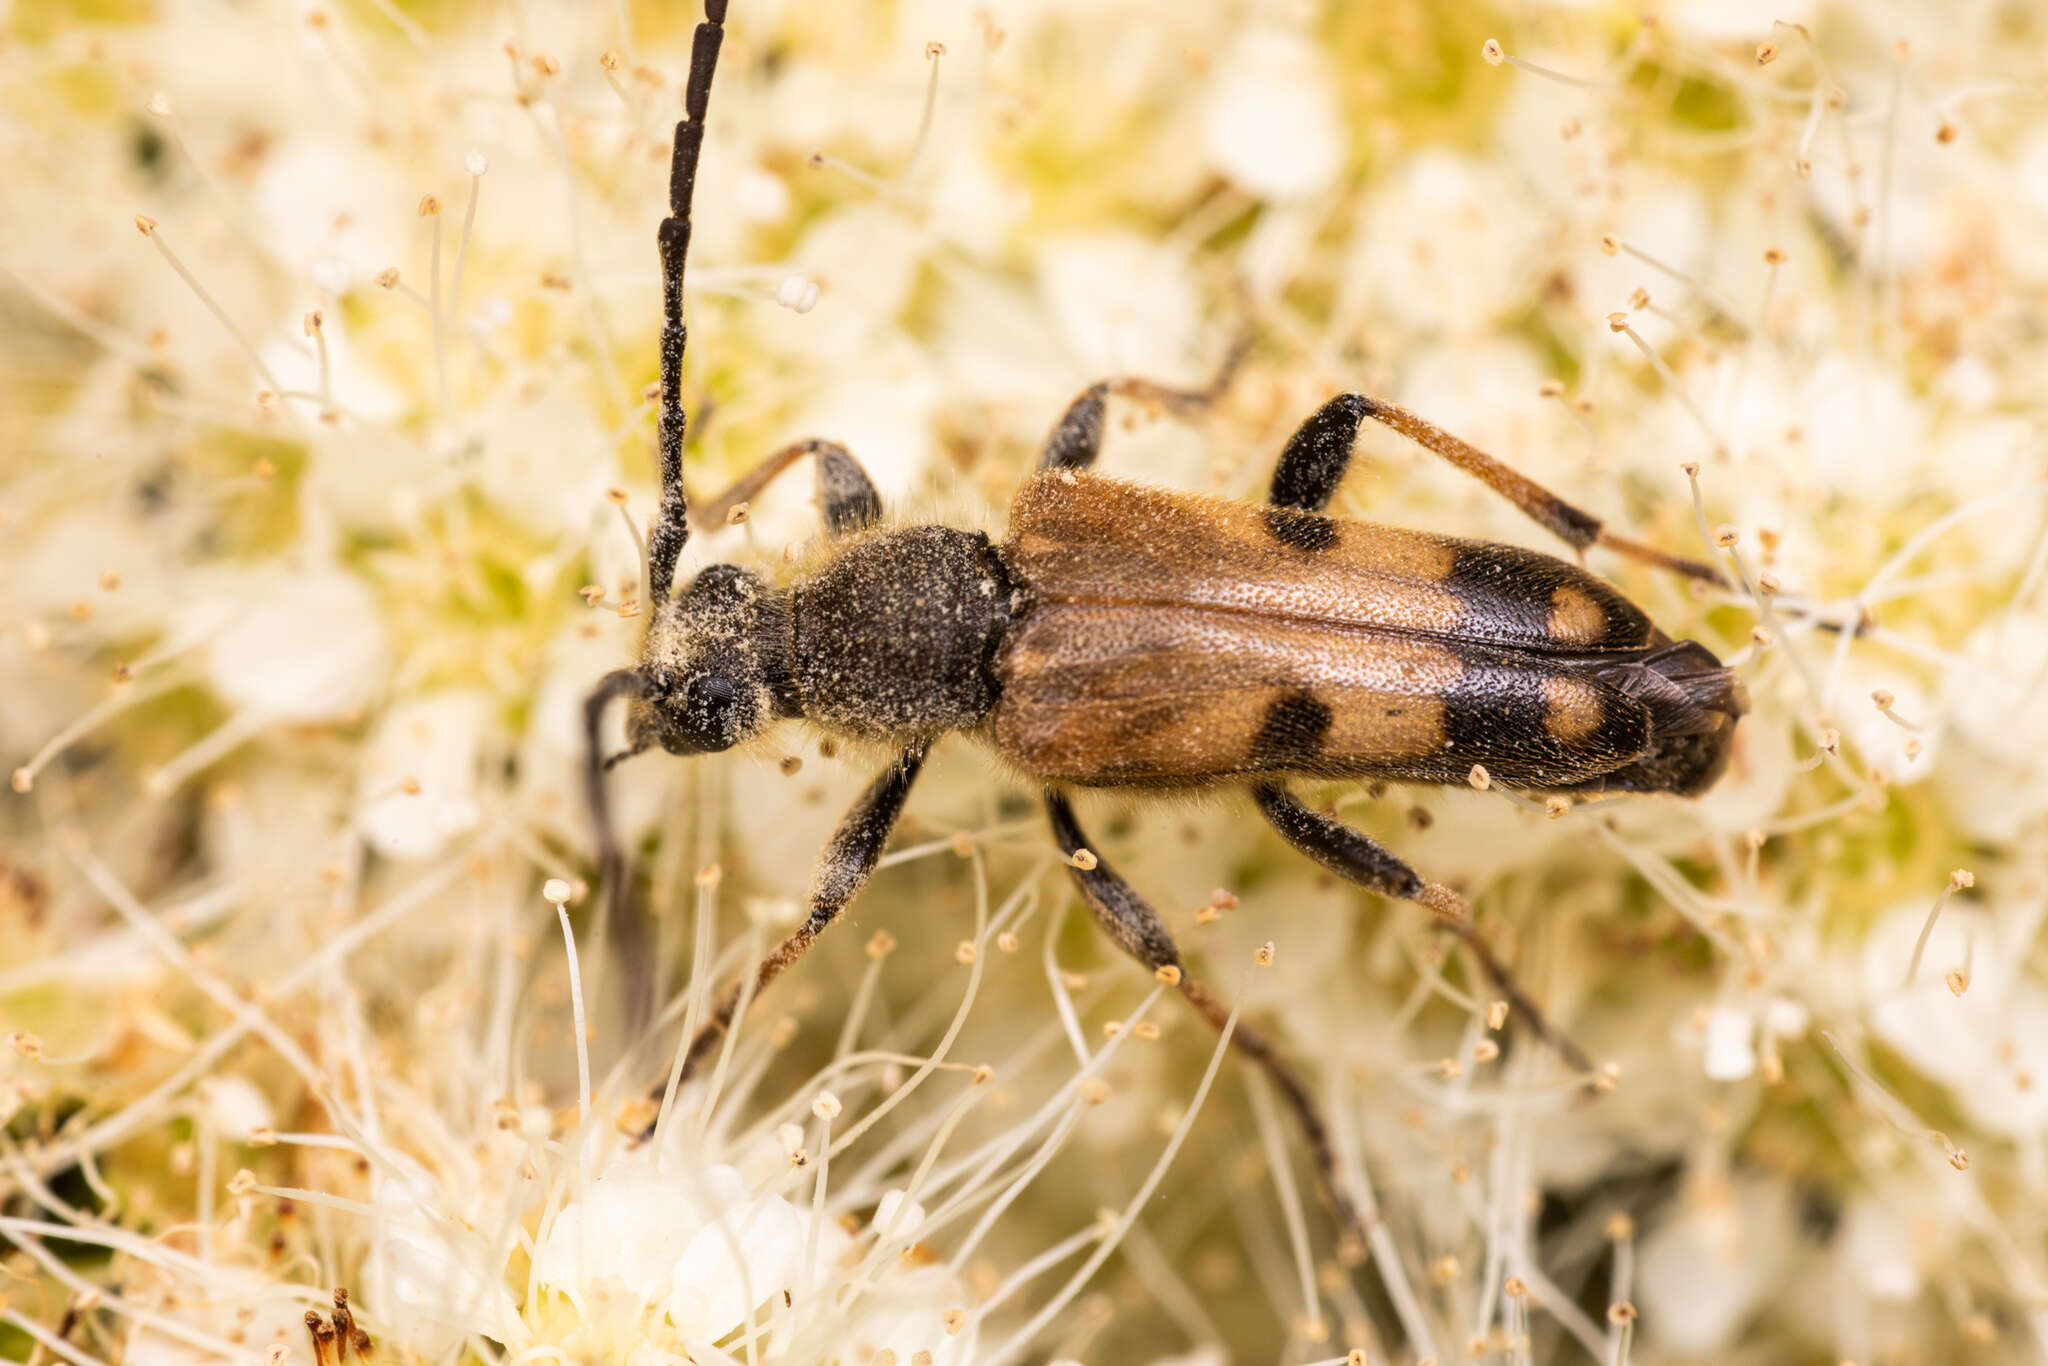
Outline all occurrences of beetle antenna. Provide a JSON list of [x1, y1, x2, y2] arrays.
[[584, 667, 649, 924], [647, 0, 729, 604]]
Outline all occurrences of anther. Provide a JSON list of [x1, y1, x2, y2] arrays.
[[776, 274, 820, 313]]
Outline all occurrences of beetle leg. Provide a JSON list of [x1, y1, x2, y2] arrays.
[[1252, 783, 1597, 1079], [1036, 333, 1251, 473], [1267, 394, 1726, 587], [1044, 790, 1373, 1261], [662, 740, 929, 1101], [690, 438, 883, 538]]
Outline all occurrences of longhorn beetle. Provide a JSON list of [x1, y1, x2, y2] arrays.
[[586, 1, 1747, 1248]]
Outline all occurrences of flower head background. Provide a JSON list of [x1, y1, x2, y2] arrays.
[[5, 1, 2048, 1363]]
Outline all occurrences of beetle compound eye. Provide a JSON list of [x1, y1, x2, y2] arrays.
[[689, 672, 737, 718]]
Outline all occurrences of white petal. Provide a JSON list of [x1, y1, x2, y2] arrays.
[[205, 571, 387, 722], [1863, 900, 2006, 1089], [1638, 1180, 1792, 1354], [1836, 1197, 1922, 1303], [1701, 1007, 1756, 1082], [196, 1076, 273, 1139], [666, 1191, 807, 1341], [1202, 27, 1344, 200], [356, 690, 490, 861], [535, 1160, 707, 1306]]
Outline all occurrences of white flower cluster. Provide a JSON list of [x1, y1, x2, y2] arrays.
[[6, 0, 2048, 1363]]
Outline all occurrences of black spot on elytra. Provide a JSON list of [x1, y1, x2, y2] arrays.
[[1440, 651, 1649, 788], [1263, 507, 1337, 552], [1442, 542, 1650, 651], [1250, 690, 1335, 769], [1442, 658, 1547, 758]]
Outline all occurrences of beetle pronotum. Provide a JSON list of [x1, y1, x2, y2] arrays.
[[588, 0, 1746, 1250]]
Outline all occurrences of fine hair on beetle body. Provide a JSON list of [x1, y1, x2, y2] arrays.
[[587, 0, 1748, 1268]]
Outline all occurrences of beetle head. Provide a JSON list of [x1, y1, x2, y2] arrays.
[[628, 563, 790, 757]]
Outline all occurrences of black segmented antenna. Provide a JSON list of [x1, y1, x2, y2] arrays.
[[582, 4, 731, 1013], [646, 0, 729, 605]]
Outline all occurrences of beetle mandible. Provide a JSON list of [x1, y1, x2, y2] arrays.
[[587, 0, 1746, 1238]]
